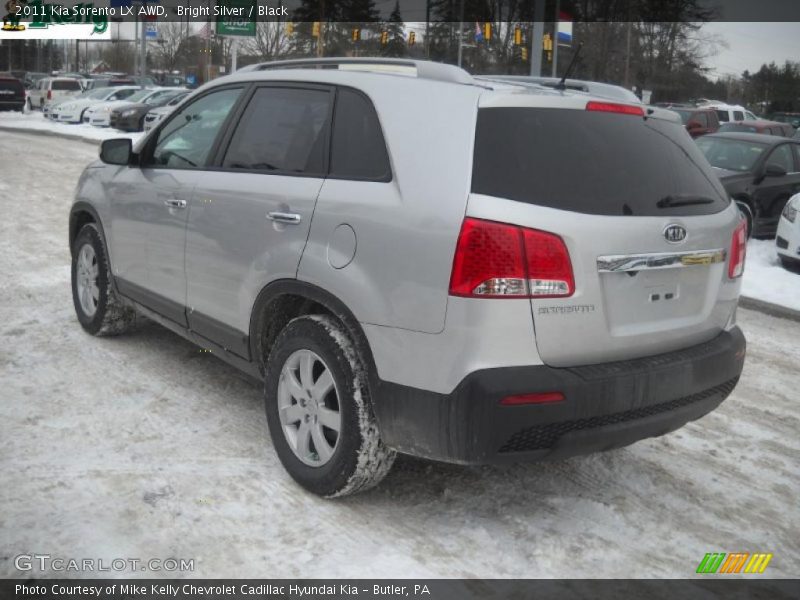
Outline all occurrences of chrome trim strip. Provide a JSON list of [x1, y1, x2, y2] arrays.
[[597, 248, 727, 272]]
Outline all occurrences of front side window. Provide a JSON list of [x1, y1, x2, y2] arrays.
[[149, 87, 242, 169], [733, 111, 744, 121], [766, 144, 795, 172], [222, 87, 331, 174]]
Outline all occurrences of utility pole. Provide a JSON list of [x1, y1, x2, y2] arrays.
[[551, 0, 559, 77], [424, 0, 430, 58], [230, 38, 238, 72], [140, 17, 147, 77], [456, 0, 464, 68], [623, 20, 632, 88], [530, 0, 544, 76]]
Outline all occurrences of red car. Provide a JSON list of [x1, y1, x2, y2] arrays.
[[670, 107, 720, 137], [718, 119, 795, 138]]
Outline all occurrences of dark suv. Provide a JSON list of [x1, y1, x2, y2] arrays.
[[0, 75, 25, 112]]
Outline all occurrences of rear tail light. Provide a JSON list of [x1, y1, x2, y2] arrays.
[[500, 392, 565, 406], [449, 218, 574, 298], [47, 89, 52, 100], [586, 100, 644, 117], [728, 219, 747, 279]]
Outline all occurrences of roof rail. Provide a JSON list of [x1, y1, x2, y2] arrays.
[[236, 58, 475, 86]]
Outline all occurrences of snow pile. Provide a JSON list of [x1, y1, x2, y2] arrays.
[[742, 239, 800, 312], [0, 110, 144, 144]]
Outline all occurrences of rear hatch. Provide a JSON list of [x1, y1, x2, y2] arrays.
[[468, 97, 742, 367], [0, 78, 24, 103]]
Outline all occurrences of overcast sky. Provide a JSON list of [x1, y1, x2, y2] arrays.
[[701, 22, 800, 79]]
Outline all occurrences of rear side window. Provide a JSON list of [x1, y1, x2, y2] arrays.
[[330, 88, 391, 181], [733, 111, 744, 121], [222, 87, 331, 175], [53, 80, 81, 91], [471, 108, 729, 217], [716, 110, 729, 122]]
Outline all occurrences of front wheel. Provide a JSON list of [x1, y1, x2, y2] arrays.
[[264, 315, 396, 497], [71, 223, 137, 336]]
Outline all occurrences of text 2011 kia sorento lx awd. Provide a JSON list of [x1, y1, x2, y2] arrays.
[[69, 59, 746, 497]]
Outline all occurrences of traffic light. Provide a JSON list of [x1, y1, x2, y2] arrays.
[[483, 22, 491, 41], [408, 31, 415, 46], [312, 21, 320, 37], [380, 30, 388, 45], [514, 26, 522, 45], [352, 28, 360, 42], [521, 46, 528, 61], [285, 22, 294, 35]]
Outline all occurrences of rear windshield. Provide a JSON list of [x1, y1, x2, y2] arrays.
[[671, 109, 691, 124], [53, 80, 82, 91], [0, 79, 23, 95], [471, 108, 730, 216], [696, 137, 767, 172]]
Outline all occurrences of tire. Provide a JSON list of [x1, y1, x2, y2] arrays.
[[71, 223, 137, 336], [735, 200, 754, 239], [780, 256, 800, 273], [264, 315, 396, 497]]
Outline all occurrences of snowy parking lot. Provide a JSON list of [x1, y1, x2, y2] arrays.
[[1, 130, 799, 579]]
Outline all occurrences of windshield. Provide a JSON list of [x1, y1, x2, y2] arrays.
[[718, 123, 758, 134], [472, 108, 729, 216], [696, 137, 768, 172], [671, 109, 691, 124], [124, 89, 152, 103]]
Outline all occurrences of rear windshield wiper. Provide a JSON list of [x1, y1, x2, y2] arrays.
[[656, 195, 716, 209]]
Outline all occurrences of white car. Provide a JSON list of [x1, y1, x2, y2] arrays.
[[49, 86, 141, 123], [696, 101, 758, 124], [83, 87, 183, 127], [777, 194, 800, 271], [142, 90, 191, 132], [27, 77, 83, 111]]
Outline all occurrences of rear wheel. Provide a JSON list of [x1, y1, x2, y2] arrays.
[[71, 224, 137, 336], [264, 315, 395, 497]]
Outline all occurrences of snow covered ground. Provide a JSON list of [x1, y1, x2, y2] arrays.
[[1, 131, 799, 579], [0, 109, 144, 144], [744, 239, 800, 313]]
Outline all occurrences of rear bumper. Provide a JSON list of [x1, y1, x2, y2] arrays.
[[374, 326, 746, 464], [0, 100, 24, 111]]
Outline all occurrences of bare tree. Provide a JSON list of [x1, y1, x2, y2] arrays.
[[244, 21, 292, 61], [152, 21, 187, 72]]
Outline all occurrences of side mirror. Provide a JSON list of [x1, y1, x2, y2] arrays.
[[100, 138, 132, 166], [764, 163, 787, 178]]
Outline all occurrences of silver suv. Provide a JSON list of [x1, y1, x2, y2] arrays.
[[69, 59, 747, 497]]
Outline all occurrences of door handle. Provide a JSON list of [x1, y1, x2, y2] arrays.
[[267, 212, 302, 225], [164, 199, 187, 209]]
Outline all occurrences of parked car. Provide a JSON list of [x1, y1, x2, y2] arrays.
[[697, 132, 800, 237], [83, 77, 138, 91], [110, 89, 188, 132], [142, 91, 191, 132], [69, 58, 746, 497], [0, 75, 26, 112], [718, 120, 795, 137], [476, 74, 642, 103], [776, 194, 800, 270], [49, 86, 141, 124], [27, 77, 82, 110], [770, 112, 800, 129], [697, 102, 758, 123], [670, 107, 720, 137], [83, 88, 179, 126]]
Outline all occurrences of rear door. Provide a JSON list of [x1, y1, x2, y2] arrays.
[[469, 103, 741, 367], [184, 83, 332, 356]]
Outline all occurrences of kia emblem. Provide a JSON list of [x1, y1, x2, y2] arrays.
[[664, 224, 687, 243]]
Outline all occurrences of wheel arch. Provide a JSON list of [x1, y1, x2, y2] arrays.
[[248, 280, 378, 385]]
